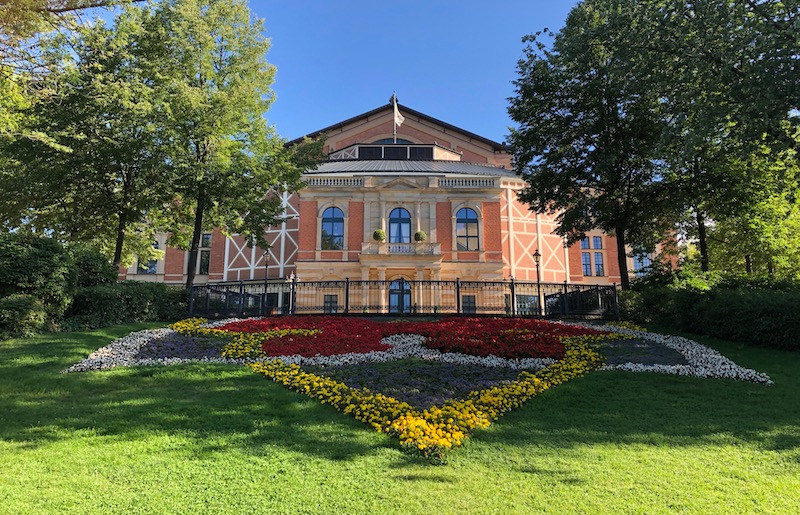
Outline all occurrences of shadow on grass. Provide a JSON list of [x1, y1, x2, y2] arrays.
[[476, 345, 800, 464], [2, 325, 798, 465], [0, 326, 390, 463]]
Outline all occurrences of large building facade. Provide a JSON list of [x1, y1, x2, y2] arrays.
[[122, 101, 639, 288]]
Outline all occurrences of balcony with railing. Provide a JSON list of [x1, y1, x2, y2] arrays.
[[361, 242, 441, 255]]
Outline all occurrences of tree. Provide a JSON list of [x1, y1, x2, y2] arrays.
[[623, 0, 800, 271], [508, 1, 670, 290], [1, 1, 145, 137], [143, 0, 323, 289], [0, 9, 174, 267], [706, 139, 800, 278]]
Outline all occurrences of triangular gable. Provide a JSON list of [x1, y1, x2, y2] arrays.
[[377, 178, 424, 190], [288, 102, 507, 152]]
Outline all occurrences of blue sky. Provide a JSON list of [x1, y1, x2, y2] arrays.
[[249, 1, 580, 143]]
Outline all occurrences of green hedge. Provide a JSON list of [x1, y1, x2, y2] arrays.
[[0, 234, 76, 319], [70, 245, 118, 288], [65, 282, 188, 329], [0, 294, 48, 339], [620, 286, 800, 350]]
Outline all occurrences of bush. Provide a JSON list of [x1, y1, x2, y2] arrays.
[[620, 282, 800, 351], [70, 245, 118, 287], [65, 282, 188, 329], [0, 233, 75, 319], [0, 294, 48, 339]]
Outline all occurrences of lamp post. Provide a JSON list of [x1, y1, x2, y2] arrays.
[[533, 249, 542, 316]]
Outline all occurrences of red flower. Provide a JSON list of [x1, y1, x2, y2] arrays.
[[215, 317, 609, 359]]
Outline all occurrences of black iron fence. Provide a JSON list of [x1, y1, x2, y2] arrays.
[[188, 278, 619, 319]]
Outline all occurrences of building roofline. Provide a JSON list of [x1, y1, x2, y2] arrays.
[[288, 102, 509, 152]]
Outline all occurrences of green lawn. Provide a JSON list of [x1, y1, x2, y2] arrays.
[[1, 324, 798, 514]]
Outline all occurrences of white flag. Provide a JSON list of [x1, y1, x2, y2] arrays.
[[393, 94, 405, 127]]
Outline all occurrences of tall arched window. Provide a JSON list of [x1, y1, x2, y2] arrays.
[[388, 208, 411, 243], [321, 207, 344, 250], [456, 208, 479, 251]]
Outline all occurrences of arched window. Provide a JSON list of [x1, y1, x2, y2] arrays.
[[456, 208, 479, 251], [388, 208, 411, 243], [372, 138, 413, 144], [321, 207, 344, 250]]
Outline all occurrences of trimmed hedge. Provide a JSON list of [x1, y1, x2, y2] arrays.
[[620, 286, 800, 351], [65, 282, 188, 329]]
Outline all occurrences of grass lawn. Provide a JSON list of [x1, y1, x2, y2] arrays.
[[1, 323, 798, 514]]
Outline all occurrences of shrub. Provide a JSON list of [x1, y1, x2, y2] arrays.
[[0, 294, 48, 339], [621, 281, 800, 351], [70, 245, 118, 287], [65, 282, 188, 328], [414, 230, 427, 242], [0, 233, 75, 319], [373, 229, 386, 242]]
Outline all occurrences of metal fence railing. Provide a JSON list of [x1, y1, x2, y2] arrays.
[[188, 278, 619, 319]]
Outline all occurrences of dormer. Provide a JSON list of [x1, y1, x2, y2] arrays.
[[328, 141, 463, 162]]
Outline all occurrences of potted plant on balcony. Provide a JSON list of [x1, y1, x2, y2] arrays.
[[373, 229, 386, 242], [414, 230, 427, 242]]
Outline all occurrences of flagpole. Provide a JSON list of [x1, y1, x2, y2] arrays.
[[392, 92, 397, 144]]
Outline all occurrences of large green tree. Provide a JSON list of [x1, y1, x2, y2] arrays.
[[142, 0, 322, 289], [706, 138, 800, 278], [508, 1, 670, 290], [0, 9, 174, 267], [624, 0, 800, 271]]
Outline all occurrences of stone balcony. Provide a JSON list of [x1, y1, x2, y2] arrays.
[[361, 242, 441, 255]]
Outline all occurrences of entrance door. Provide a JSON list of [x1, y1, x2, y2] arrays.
[[388, 278, 411, 314]]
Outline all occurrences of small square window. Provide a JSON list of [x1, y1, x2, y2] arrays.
[[358, 146, 382, 159], [581, 237, 590, 249], [201, 233, 212, 248], [593, 236, 602, 249]]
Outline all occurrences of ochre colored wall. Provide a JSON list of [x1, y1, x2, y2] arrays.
[[348, 201, 364, 259], [436, 202, 452, 259]]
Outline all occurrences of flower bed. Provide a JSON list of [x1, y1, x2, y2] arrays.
[[180, 316, 612, 461], [247, 336, 605, 462], [210, 316, 605, 361], [62, 316, 774, 461]]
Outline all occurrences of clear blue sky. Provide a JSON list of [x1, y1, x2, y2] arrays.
[[250, 1, 580, 143]]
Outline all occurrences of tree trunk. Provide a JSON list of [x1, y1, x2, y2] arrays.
[[615, 224, 630, 290], [113, 211, 127, 268], [696, 210, 709, 272], [745, 254, 752, 274], [185, 188, 206, 290]]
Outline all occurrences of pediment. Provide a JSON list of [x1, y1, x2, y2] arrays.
[[377, 178, 423, 190]]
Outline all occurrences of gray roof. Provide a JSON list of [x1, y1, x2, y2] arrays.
[[307, 160, 517, 177]]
